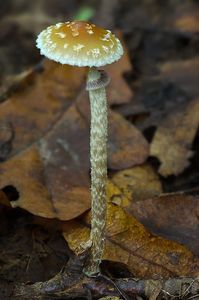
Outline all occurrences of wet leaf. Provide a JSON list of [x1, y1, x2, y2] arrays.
[[150, 99, 199, 176]]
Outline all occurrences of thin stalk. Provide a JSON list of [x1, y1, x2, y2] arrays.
[[84, 67, 108, 276]]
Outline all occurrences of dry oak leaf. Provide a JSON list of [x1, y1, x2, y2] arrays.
[[111, 164, 162, 202], [63, 203, 199, 279], [0, 59, 148, 220], [150, 98, 199, 176]]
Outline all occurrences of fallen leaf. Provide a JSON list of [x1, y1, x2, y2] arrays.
[[76, 91, 149, 170], [127, 193, 199, 257], [63, 201, 199, 278], [0, 60, 86, 156], [0, 60, 89, 219], [150, 99, 199, 176], [108, 112, 149, 169], [111, 164, 162, 202], [0, 57, 148, 219], [0, 146, 56, 218]]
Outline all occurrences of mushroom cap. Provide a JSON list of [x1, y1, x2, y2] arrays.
[[36, 21, 123, 67]]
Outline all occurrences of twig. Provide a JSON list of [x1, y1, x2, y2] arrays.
[[12, 255, 199, 300]]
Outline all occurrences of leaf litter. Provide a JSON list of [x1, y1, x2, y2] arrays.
[[0, 0, 199, 299]]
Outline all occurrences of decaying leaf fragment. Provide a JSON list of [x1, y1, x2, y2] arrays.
[[150, 99, 199, 176], [63, 184, 199, 278]]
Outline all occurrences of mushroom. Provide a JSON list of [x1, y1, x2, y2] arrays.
[[36, 20, 123, 276]]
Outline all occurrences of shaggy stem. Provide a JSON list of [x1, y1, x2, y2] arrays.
[[84, 67, 108, 276]]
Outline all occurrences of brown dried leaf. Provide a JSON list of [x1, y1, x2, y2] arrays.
[[0, 60, 86, 157], [150, 99, 199, 176], [76, 91, 149, 170], [0, 56, 148, 219], [128, 193, 199, 257], [0, 60, 89, 220], [108, 111, 149, 169], [63, 195, 198, 278], [1, 102, 91, 221], [0, 147, 56, 218]]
